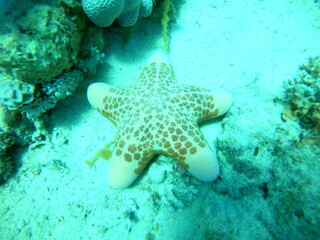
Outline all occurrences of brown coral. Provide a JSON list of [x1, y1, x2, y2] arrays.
[[0, 4, 82, 84], [283, 56, 320, 144]]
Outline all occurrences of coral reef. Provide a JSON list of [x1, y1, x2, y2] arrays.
[[141, 156, 201, 212], [21, 25, 105, 118], [0, 1, 105, 114], [0, 151, 12, 183], [283, 56, 320, 143], [0, 3, 82, 110], [0, 72, 35, 110], [0, 0, 11, 17], [1, 4, 81, 84], [268, 145, 320, 240], [0, 1, 106, 182], [81, 0, 153, 27], [0, 107, 34, 182], [23, 70, 84, 117], [214, 101, 320, 240]]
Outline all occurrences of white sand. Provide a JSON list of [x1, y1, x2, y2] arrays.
[[1, 0, 320, 239]]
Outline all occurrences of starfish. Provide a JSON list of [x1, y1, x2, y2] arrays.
[[87, 52, 232, 188]]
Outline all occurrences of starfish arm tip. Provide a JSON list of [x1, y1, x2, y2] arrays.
[[212, 91, 233, 117], [147, 51, 170, 65], [106, 159, 139, 189], [185, 146, 220, 182], [87, 82, 111, 110]]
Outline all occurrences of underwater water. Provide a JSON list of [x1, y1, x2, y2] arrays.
[[0, 0, 320, 240]]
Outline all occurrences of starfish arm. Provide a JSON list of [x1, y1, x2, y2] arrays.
[[172, 85, 232, 123], [183, 144, 220, 182], [107, 133, 156, 188], [87, 82, 136, 125], [136, 52, 176, 87], [197, 90, 233, 123], [154, 114, 220, 181]]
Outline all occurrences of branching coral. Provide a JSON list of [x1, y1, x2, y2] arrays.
[[283, 57, 320, 143]]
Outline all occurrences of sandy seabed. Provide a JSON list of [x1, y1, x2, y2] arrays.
[[1, 1, 320, 240]]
